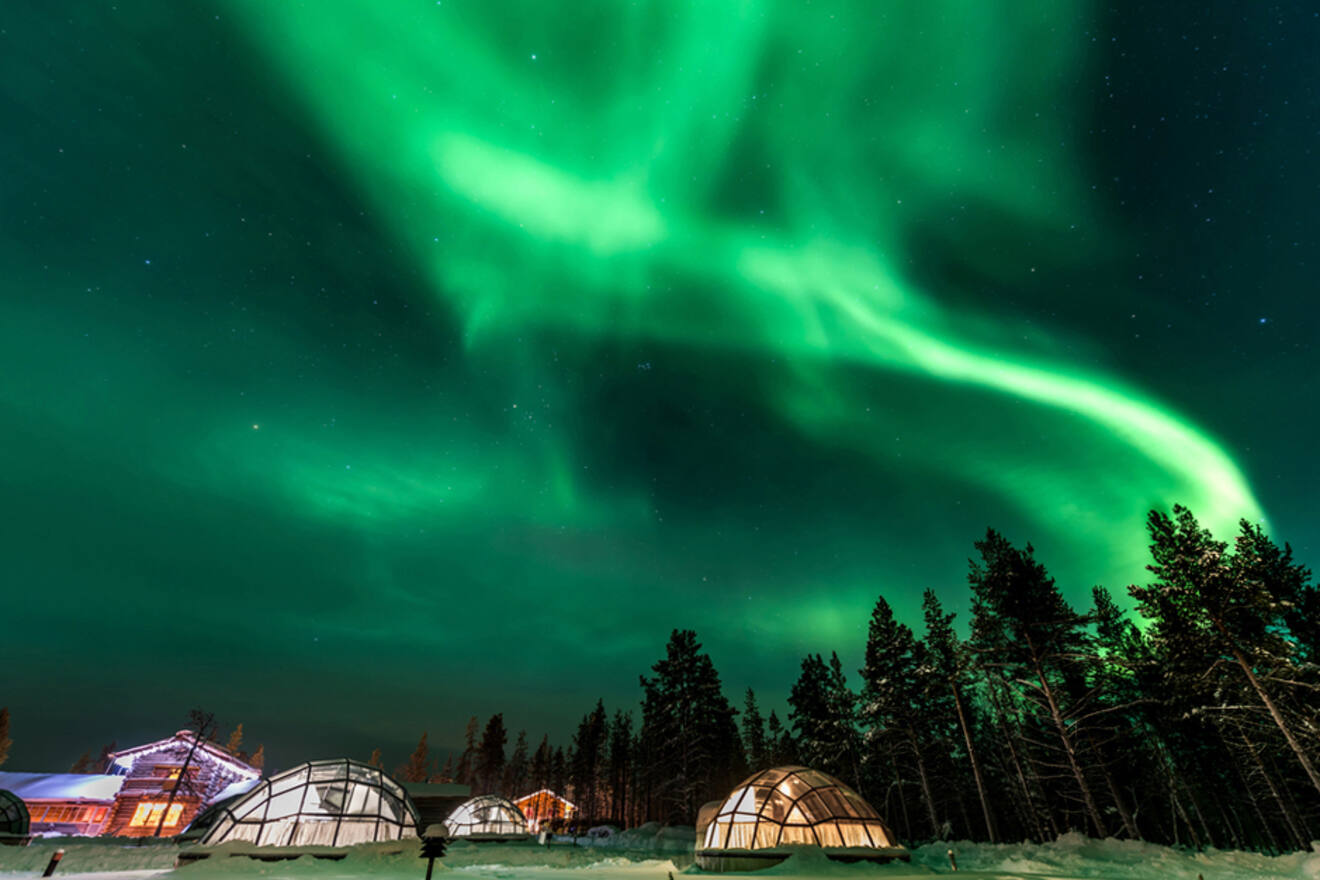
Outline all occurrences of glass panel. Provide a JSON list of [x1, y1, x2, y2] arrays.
[[815, 788, 850, 817], [292, 818, 339, 846], [754, 822, 779, 849], [347, 764, 378, 785], [864, 819, 892, 847], [815, 824, 843, 847], [761, 790, 793, 823], [728, 786, 754, 814], [724, 820, 755, 849], [795, 769, 832, 789], [837, 821, 871, 847], [796, 791, 829, 822], [270, 769, 309, 796], [233, 795, 267, 822], [335, 819, 381, 845], [780, 824, 814, 845], [776, 773, 812, 800], [843, 790, 879, 818], [266, 788, 307, 818], [310, 763, 349, 783]]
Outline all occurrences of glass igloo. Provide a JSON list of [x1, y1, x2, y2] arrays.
[[200, 759, 420, 847], [697, 766, 906, 871], [442, 795, 530, 840], [0, 790, 28, 837]]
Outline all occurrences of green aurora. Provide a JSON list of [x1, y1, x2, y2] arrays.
[[1, 1, 1313, 767]]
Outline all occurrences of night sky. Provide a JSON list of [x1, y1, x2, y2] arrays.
[[2, 1, 1316, 772]]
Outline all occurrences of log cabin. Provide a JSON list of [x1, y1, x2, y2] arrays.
[[101, 730, 260, 837]]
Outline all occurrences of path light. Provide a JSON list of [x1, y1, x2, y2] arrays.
[[420, 825, 449, 880], [42, 849, 64, 877]]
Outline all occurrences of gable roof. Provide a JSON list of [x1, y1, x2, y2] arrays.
[[513, 788, 577, 809], [108, 731, 260, 779], [0, 772, 124, 802]]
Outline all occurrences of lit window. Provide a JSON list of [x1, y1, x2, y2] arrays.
[[129, 802, 185, 828]]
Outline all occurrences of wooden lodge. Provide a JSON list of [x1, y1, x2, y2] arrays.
[[0, 731, 263, 839], [512, 789, 577, 831], [101, 730, 261, 837], [0, 773, 124, 837]]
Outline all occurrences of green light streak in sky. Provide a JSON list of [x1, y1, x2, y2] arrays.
[[225, 0, 1262, 622]]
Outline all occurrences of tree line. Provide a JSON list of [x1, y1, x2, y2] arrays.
[[394, 506, 1320, 852]]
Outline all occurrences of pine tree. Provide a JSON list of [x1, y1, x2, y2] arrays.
[[476, 714, 507, 795], [505, 731, 529, 796], [455, 716, 480, 787], [638, 630, 743, 823], [401, 732, 431, 783], [368, 747, 383, 769], [249, 744, 264, 770], [0, 708, 10, 767], [96, 741, 117, 773], [1131, 507, 1320, 798], [550, 746, 567, 798], [571, 701, 607, 820], [69, 752, 93, 773], [969, 529, 1111, 837], [607, 711, 633, 822], [226, 724, 244, 756], [765, 710, 793, 766], [857, 596, 941, 836], [741, 689, 768, 770], [923, 589, 996, 842], [530, 735, 552, 791], [790, 653, 861, 790]]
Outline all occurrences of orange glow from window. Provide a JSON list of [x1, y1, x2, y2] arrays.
[[128, 802, 184, 828]]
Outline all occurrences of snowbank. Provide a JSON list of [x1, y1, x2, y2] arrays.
[[908, 832, 1320, 880], [570, 823, 696, 856], [0, 836, 178, 874], [4, 832, 1320, 880]]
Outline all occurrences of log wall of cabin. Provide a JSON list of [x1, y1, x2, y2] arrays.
[[104, 740, 253, 837]]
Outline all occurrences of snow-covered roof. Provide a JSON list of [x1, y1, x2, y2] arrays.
[[0, 772, 124, 802], [108, 731, 259, 779], [210, 777, 261, 803], [514, 789, 577, 809]]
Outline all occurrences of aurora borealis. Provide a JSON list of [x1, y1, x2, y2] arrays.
[[2, 1, 1315, 769]]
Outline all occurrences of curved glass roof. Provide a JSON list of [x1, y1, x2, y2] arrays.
[[443, 795, 528, 838], [200, 759, 420, 847], [0, 790, 28, 837], [701, 766, 899, 852]]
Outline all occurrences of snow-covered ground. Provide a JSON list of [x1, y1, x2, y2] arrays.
[[2, 834, 1318, 880]]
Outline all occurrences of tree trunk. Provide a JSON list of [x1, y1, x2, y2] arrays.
[[1240, 726, 1306, 849], [1267, 748, 1315, 844], [1082, 730, 1139, 838], [1152, 738, 1203, 848], [906, 726, 941, 838], [1235, 759, 1280, 852], [1026, 636, 1107, 838], [1170, 785, 1200, 848], [889, 751, 912, 842], [1218, 620, 1320, 798], [987, 678, 1048, 841], [951, 682, 998, 842]]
